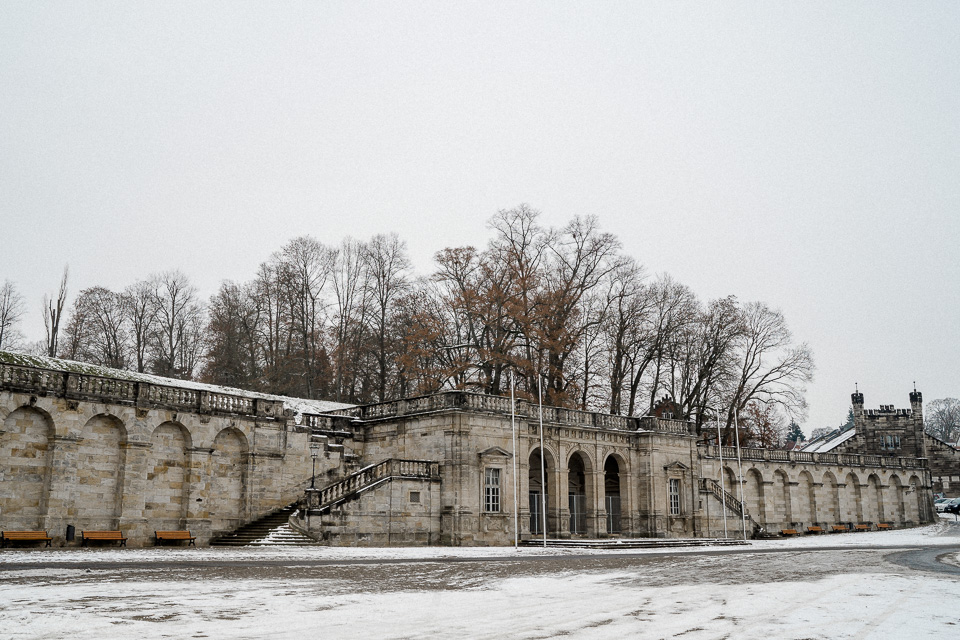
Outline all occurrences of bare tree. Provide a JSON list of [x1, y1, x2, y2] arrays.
[[721, 301, 815, 436], [925, 398, 960, 445], [121, 279, 158, 373], [280, 236, 334, 398], [60, 287, 128, 368], [364, 233, 411, 401], [201, 281, 263, 388], [43, 266, 69, 357], [150, 270, 205, 378], [0, 280, 26, 350], [330, 237, 370, 402]]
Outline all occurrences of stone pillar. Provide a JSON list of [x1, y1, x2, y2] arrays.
[[184, 447, 213, 540], [118, 440, 152, 543], [40, 434, 78, 540], [591, 468, 606, 537]]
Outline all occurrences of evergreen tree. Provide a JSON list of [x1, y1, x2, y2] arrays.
[[840, 407, 855, 431], [786, 421, 805, 443]]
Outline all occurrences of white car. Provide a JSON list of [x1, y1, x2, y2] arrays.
[[935, 497, 951, 513]]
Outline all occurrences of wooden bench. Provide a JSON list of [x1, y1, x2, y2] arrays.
[[81, 530, 127, 546], [155, 530, 196, 546], [877, 523, 892, 530], [780, 529, 800, 537], [806, 526, 824, 535], [1, 531, 52, 548], [854, 523, 872, 532], [831, 525, 849, 533]]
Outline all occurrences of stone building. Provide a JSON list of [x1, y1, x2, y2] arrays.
[[0, 351, 936, 547], [803, 389, 960, 497]]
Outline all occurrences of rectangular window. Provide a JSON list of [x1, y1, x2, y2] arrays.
[[669, 478, 681, 516], [409, 491, 421, 504], [484, 468, 501, 513]]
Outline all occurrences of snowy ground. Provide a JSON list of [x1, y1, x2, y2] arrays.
[[2, 520, 960, 639]]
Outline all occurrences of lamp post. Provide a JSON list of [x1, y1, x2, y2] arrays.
[[309, 442, 320, 490]]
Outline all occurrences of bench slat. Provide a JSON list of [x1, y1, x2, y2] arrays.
[[155, 530, 196, 546], [1, 531, 52, 547], [81, 530, 127, 546]]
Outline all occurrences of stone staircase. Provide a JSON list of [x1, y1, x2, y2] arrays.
[[210, 505, 322, 547]]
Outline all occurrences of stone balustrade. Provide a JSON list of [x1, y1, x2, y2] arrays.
[[304, 458, 440, 511], [699, 444, 928, 470], [328, 389, 695, 434], [0, 360, 284, 420]]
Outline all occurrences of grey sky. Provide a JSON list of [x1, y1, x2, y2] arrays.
[[2, 2, 958, 433]]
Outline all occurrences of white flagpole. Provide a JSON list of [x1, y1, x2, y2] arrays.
[[539, 375, 547, 548], [716, 411, 728, 539], [511, 370, 518, 550], [734, 408, 747, 540]]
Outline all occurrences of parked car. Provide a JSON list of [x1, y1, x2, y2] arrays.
[[935, 497, 952, 513], [944, 498, 960, 516]]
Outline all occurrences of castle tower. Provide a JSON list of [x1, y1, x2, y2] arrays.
[[910, 388, 926, 459]]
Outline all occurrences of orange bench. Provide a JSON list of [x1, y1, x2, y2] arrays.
[[780, 529, 800, 537], [1, 531, 52, 547], [877, 523, 892, 530], [806, 526, 824, 535], [155, 530, 196, 546], [831, 525, 849, 533], [81, 530, 127, 546], [854, 523, 871, 532]]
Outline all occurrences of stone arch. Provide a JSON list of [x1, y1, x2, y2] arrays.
[[744, 467, 766, 525], [866, 474, 884, 523], [75, 413, 128, 530], [796, 470, 816, 525], [0, 406, 55, 529], [822, 471, 841, 524], [208, 427, 248, 533], [772, 469, 792, 526], [888, 475, 905, 524], [844, 472, 863, 522], [528, 447, 556, 535], [566, 450, 593, 535], [602, 453, 624, 534], [144, 421, 192, 529]]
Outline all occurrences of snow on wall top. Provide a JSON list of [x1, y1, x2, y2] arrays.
[[0, 350, 353, 415]]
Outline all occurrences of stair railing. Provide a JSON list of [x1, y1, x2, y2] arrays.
[[699, 477, 745, 517], [305, 458, 440, 513]]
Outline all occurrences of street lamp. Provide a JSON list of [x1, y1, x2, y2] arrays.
[[309, 442, 321, 489]]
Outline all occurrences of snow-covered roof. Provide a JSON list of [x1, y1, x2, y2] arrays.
[[0, 350, 353, 415], [800, 426, 857, 453]]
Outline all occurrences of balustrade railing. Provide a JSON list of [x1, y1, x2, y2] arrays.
[[699, 445, 927, 470], [0, 359, 283, 419], [306, 458, 440, 513], [699, 478, 744, 517], [332, 389, 696, 434]]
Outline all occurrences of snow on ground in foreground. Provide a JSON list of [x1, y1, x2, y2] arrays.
[[2, 522, 960, 639], [2, 565, 958, 639]]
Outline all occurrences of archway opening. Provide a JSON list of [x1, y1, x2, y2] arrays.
[[528, 449, 553, 534], [604, 457, 621, 534]]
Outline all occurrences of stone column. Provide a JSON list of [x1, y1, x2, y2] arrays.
[[40, 434, 78, 540], [184, 447, 213, 541], [117, 440, 152, 543]]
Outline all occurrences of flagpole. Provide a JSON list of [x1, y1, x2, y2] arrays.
[[716, 411, 728, 539], [539, 375, 547, 548], [511, 370, 518, 550], [734, 408, 747, 540]]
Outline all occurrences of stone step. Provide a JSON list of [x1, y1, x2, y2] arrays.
[[519, 537, 748, 550]]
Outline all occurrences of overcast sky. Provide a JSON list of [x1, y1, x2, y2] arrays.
[[2, 2, 958, 433]]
